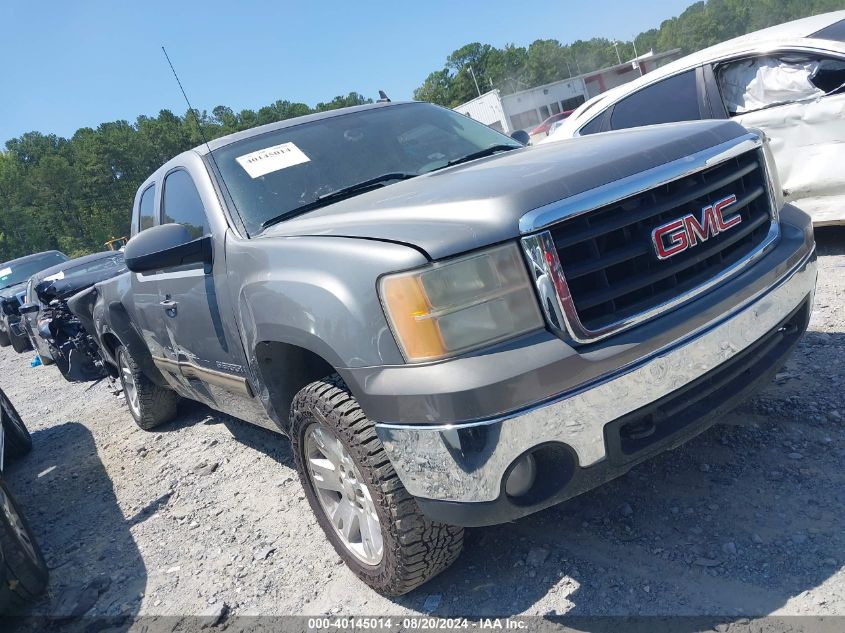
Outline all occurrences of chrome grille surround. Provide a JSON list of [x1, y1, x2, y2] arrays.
[[520, 132, 782, 344]]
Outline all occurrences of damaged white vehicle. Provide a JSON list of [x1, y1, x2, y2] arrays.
[[545, 11, 845, 225]]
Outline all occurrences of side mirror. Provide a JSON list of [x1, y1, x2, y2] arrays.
[[124, 223, 213, 273], [510, 130, 531, 146], [19, 303, 39, 315]]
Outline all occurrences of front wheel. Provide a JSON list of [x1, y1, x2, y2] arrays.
[[0, 328, 10, 348], [116, 346, 178, 430], [291, 376, 463, 596], [0, 388, 31, 460]]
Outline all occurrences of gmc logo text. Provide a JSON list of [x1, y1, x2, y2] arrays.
[[651, 194, 741, 260]]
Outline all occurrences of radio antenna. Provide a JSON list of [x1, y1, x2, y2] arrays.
[[161, 46, 227, 181]]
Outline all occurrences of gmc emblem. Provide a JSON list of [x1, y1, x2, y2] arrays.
[[651, 194, 741, 260]]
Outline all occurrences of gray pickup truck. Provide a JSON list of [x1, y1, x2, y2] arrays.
[[70, 101, 817, 595]]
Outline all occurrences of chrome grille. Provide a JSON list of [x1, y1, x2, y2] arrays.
[[550, 149, 771, 331], [520, 133, 780, 344]]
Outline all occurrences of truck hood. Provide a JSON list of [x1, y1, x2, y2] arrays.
[[0, 281, 28, 301], [263, 120, 748, 260]]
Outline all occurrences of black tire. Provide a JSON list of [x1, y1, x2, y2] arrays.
[[9, 330, 31, 354], [116, 345, 178, 430], [0, 329, 10, 348], [0, 389, 31, 460], [291, 375, 463, 596], [0, 479, 48, 612]]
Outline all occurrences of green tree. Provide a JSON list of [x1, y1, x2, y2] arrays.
[[414, 69, 454, 106]]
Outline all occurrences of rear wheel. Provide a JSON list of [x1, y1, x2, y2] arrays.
[[0, 388, 31, 460], [0, 479, 48, 612], [116, 346, 178, 430], [291, 375, 463, 596]]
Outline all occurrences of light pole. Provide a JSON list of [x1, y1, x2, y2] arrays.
[[467, 65, 482, 97], [632, 37, 644, 76], [612, 40, 622, 64]]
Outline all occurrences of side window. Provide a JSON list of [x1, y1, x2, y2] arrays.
[[162, 170, 209, 240], [716, 54, 845, 116], [138, 185, 156, 233], [579, 113, 606, 136], [610, 70, 701, 130]]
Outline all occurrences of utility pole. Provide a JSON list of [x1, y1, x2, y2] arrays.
[[612, 40, 622, 64], [467, 64, 482, 97]]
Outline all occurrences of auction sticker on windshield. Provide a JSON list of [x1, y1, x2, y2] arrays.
[[235, 142, 310, 178]]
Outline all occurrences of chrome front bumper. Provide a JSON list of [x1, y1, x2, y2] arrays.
[[375, 246, 817, 503]]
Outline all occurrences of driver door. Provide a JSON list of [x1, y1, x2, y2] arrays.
[[153, 169, 259, 417]]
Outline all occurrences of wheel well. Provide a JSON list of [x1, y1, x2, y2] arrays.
[[100, 332, 121, 362], [254, 341, 335, 430], [99, 332, 122, 378]]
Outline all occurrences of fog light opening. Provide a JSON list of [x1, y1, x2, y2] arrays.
[[505, 453, 537, 498]]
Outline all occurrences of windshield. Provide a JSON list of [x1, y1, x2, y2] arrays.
[[28, 254, 126, 303], [42, 254, 126, 283], [212, 102, 520, 235], [0, 252, 67, 290]]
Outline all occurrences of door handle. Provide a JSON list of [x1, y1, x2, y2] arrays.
[[160, 299, 178, 317]]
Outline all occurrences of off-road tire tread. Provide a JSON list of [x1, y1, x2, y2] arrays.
[[117, 346, 178, 430], [291, 374, 463, 596]]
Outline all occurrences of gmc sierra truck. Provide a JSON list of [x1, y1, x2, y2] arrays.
[[70, 101, 817, 595]]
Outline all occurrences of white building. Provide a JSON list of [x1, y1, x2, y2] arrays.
[[454, 49, 682, 134]]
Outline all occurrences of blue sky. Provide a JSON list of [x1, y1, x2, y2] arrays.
[[0, 0, 693, 143]]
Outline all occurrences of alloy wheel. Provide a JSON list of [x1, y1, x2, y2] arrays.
[[119, 351, 141, 418], [304, 424, 384, 565]]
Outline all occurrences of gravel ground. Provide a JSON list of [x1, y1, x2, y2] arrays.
[[0, 228, 842, 627]]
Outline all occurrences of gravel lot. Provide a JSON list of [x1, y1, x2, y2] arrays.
[[1, 228, 843, 627]]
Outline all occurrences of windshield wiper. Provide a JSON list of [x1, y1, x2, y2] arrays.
[[436, 144, 520, 170], [260, 172, 418, 231]]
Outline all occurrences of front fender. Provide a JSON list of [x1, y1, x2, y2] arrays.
[[227, 235, 428, 369]]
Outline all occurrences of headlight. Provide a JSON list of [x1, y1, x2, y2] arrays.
[[379, 243, 544, 362]]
